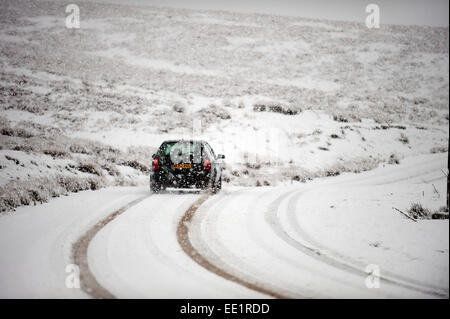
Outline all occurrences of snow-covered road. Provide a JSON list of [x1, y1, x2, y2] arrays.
[[0, 153, 448, 298]]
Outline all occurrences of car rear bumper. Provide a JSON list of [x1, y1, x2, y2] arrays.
[[150, 169, 211, 188]]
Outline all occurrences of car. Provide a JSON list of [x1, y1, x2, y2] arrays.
[[149, 140, 225, 193]]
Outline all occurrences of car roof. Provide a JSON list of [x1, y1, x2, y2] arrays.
[[161, 139, 208, 145]]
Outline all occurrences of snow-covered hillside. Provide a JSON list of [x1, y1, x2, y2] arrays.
[[0, 0, 448, 211]]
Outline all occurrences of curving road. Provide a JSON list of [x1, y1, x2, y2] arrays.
[[0, 153, 448, 298], [81, 153, 448, 298]]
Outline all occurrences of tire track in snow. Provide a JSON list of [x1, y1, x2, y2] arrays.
[[189, 190, 304, 298], [260, 189, 397, 297], [264, 180, 448, 298], [284, 189, 449, 297], [72, 195, 149, 299], [242, 189, 373, 297], [181, 187, 385, 298], [176, 194, 289, 299], [71, 155, 446, 298]]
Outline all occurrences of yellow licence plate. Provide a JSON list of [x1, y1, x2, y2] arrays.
[[172, 163, 192, 169]]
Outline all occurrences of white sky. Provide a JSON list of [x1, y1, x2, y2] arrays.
[[77, 0, 449, 27]]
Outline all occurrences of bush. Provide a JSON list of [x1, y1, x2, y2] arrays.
[[77, 161, 103, 176], [196, 105, 231, 126], [430, 146, 447, 154], [69, 144, 89, 154], [245, 162, 261, 169], [43, 149, 69, 158], [101, 162, 121, 177], [407, 203, 430, 219], [388, 153, 400, 164], [333, 115, 348, 122], [0, 119, 156, 212], [399, 133, 409, 144], [333, 113, 361, 123], [173, 101, 185, 113], [121, 160, 149, 173], [0, 175, 106, 213], [407, 203, 448, 220], [324, 169, 340, 177], [1, 127, 34, 138], [5, 154, 20, 165], [253, 102, 300, 115]]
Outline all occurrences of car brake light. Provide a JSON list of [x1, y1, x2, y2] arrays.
[[203, 158, 210, 170], [152, 158, 159, 170]]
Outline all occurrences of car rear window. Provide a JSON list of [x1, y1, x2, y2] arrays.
[[158, 141, 205, 163], [160, 141, 201, 155]]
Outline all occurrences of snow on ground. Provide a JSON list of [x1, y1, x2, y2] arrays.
[[0, 153, 446, 298], [0, 1, 448, 192], [0, 186, 146, 298], [0, 0, 448, 299], [0, 116, 153, 212], [185, 153, 448, 298], [280, 153, 449, 292], [88, 192, 265, 298], [0, 149, 74, 187]]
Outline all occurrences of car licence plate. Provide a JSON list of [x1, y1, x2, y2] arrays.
[[172, 163, 192, 169]]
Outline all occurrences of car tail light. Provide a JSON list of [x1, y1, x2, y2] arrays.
[[203, 158, 210, 170], [152, 158, 159, 170]]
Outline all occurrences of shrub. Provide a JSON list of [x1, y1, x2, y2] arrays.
[[43, 149, 69, 158], [101, 162, 121, 177], [77, 161, 103, 176], [13, 144, 33, 152], [388, 153, 400, 164], [399, 133, 409, 144], [5, 154, 20, 165], [325, 169, 340, 177], [197, 105, 231, 124], [407, 203, 431, 219], [245, 162, 261, 169], [407, 203, 449, 220], [69, 144, 89, 154], [1, 127, 33, 138], [173, 102, 185, 113], [0, 175, 106, 213], [430, 146, 447, 154], [121, 160, 149, 173], [253, 102, 300, 115], [333, 115, 348, 122]]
